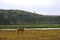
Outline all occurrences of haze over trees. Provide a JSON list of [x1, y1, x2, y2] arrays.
[[0, 9, 60, 25]]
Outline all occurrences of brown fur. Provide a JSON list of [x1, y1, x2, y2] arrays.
[[17, 28, 24, 34]]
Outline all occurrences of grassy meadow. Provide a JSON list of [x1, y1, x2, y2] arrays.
[[0, 30, 60, 40], [0, 24, 60, 29]]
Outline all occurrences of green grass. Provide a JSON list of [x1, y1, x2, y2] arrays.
[[0, 24, 60, 29]]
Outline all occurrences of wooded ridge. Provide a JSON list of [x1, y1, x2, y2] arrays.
[[0, 9, 60, 25]]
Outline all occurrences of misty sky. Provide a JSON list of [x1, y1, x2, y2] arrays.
[[0, 0, 60, 15]]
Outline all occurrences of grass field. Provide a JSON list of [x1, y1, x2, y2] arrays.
[[0, 30, 60, 40], [0, 24, 60, 29]]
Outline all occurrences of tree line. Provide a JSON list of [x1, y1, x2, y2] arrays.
[[0, 9, 60, 25]]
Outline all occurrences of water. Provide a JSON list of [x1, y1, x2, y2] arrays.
[[0, 28, 60, 30]]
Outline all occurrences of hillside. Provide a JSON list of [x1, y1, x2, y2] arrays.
[[0, 9, 60, 25]]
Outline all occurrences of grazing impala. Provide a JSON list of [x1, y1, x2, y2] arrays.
[[17, 27, 24, 34]]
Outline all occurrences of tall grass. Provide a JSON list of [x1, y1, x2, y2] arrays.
[[0, 30, 60, 40]]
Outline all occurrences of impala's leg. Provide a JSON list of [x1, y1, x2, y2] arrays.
[[17, 29, 20, 34], [21, 29, 24, 34]]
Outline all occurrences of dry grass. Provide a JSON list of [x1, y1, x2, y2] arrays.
[[0, 30, 60, 40]]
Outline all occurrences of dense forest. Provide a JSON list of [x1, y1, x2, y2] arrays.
[[0, 9, 60, 25]]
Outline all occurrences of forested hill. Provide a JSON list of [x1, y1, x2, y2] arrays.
[[0, 9, 60, 25]]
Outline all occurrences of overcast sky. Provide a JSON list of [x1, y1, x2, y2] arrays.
[[0, 0, 60, 15]]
